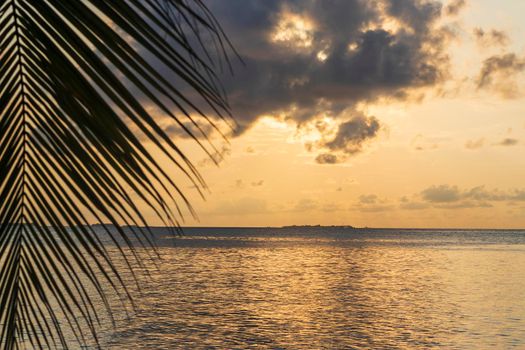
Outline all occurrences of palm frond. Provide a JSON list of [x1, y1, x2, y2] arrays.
[[0, 0, 236, 348]]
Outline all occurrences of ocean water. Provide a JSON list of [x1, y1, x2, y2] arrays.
[[93, 227, 525, 349]]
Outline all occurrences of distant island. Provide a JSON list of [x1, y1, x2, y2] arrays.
[[281, 225, 356, 229]]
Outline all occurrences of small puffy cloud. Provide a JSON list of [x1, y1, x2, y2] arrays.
[[497, 138, 519, 146], [477, 53, 525, 98], [354, 194, 393, 212], [411, 134, 445, 151], [359, 194, 379, 204], [465, 138, 484, 150], [473, 28, 509, 48], [235, 179, 244, 189], [293, 198, 318, 212], [445, 0, 466, 16], [421, 185, 461, 203], [234, 179, 265, 188], [315, 153, 340, 164], [322, 203, 342, 212]]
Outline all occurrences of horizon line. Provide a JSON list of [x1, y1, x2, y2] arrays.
[[86, 224, 525, 231]]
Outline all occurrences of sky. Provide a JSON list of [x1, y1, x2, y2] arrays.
[[143, 0, 525, 228]]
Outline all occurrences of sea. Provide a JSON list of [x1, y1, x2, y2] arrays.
[[88, 227, 525, 349]]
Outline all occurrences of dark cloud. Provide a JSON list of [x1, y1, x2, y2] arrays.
[[473, 28, 509, 48], [313, 115, 380, 163], [497, 138, 519, 146], [251, 180, 265, 187], [324, 116, 380, 154], [477, 53, 525, 98], [444, 0, 466, 16], [201, 0, 453, 162]]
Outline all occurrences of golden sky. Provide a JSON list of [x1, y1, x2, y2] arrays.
[[144, 0, 525, 228]]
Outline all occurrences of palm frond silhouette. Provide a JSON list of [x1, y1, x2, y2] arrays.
[[0, 1, 237, 348]]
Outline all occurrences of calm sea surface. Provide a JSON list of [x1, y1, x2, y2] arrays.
[[93, 227, 525, 349]]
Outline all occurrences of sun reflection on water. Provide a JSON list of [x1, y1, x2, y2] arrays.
[[92, 231, 525, 349]]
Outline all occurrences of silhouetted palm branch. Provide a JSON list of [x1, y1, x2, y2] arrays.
[[0, 0, 237, 348]]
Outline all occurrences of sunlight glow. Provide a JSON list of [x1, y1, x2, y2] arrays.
[[272, 12, 315, 49]]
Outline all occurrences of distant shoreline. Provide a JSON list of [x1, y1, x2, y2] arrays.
[[85, 224, 525, 231]]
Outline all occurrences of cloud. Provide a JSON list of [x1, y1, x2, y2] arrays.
[[477, 53, 525, 98], [434, 201, 493, 209], [356, 204, 395, 212], [497, 138, 518, 146], [473, 28, 509, 48], [359, 194, 379, 204], [400, 201, 430, 210], [396, 185, 520, 210], [312, 114, 381, 163], [251, 180, 265, 187], [325, 116, 380, 153], [397, 185, 525, 211], [235, 179, 244, 189], [292, 198, 318, 212], [410, 184, 525, 210], [315, 153, 340, 164], [233, 179, 264, 188], [421, 185, 461, 203], [199, 0, 454, 162], [411, 134, 445, 151], [445, 0, 467, 16], [322, 203, 342, 212], [465, 138, 484, 150], [354, 194, 393, 212]]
